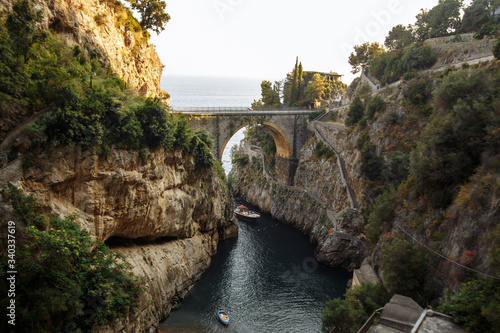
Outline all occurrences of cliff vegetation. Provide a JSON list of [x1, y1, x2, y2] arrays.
[[0, 1, 237, 331], [322, 1, 500, 331], [0, 0, 168, 143], [230, 1, 500, 332]]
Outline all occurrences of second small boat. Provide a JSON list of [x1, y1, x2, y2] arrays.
[[218, 309, 229, 325], [234, 205, 260, 221]]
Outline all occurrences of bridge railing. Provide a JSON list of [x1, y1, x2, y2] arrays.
[[169, 106, 317, 113]]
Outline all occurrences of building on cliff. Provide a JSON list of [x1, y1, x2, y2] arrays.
[[358, 295, 468, 333]]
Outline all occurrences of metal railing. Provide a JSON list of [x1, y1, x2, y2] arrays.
[[169, 106, 317, 114]]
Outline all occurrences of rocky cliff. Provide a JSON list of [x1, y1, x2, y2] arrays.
[[0, 145, 238, 330], [0, 0, 166, 99], [230, 137, 367, 271], [231, 58, 500, 296]]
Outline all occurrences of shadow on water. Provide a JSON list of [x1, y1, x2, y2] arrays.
[[160, 199, 350, 333]]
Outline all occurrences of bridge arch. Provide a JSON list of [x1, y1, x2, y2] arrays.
[[218, 120, 292, 162]]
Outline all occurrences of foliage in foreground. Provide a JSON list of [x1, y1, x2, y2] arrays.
[[438, 279, 500, 333], [0, 184, 142, 332], [321, 282, 390, 333]]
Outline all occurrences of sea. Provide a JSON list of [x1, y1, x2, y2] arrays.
[[161, 76, 262, 174]]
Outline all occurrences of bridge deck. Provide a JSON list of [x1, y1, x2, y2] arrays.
[[170, 107, 317, 116]]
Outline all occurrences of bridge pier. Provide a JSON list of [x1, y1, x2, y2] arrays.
[[276, 156, 299, 186]]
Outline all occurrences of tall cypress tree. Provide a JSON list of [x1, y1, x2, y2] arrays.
[[298, 62, 304, 101], [290, 57, 299, 106]]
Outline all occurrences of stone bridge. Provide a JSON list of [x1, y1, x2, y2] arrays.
[[172, 108, 315, 185]]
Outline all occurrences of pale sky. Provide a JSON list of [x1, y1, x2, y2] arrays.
[[151, 0, 442, 84]]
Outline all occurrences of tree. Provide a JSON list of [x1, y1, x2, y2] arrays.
[[413, 9, 431, 41], [261, 80, 281, 107], [330, 80, 348, 100], [6, 0, 47, 61], [348, 42, 385, 74], [128, 0, 170, 34], [345, 97, 365, 126], [385, 24, 415, 51], [461, 0, 494, 32], [494, 36, 500, 60], [438, 279, 500, 333], [426, 0, 464, 37], [252, 80, 281, 108], [382, 234, 430, 300], [303, 73, 328, 105], [290, 57, 300, 106], [135, 98, 174, 149], [0, 185, 141, 332], [298, 62, 304, 100]]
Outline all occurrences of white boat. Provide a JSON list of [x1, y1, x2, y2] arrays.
[[234, 205, 260, 221]]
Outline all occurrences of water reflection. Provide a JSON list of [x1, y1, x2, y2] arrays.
[[161, 200, 350, 333]]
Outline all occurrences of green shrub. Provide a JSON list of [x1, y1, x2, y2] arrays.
[[313, 141, 336, 161], [381, 234, 431, 302], [433, 69, 491, 110], [403, 76, 433, 106], [410, 68, 495, 208], [365, 187, 396, 245], [369, 43, 437, 86], [360, 141, 384, 181], [322, 282, 391, 333], [191, 130, 215, 169], [232, 154, 249, 166], [366, 96, 386, 119], [135, 98, 174, 149], [494, 37, 500, 60], [384, 151, 410, 184], [346, 97, 365, 126], [0, 184, 141, 331], [438, 279, 500, 333]]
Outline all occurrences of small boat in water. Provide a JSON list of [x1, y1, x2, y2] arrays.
[[218, 309, 229, 325], [234, 205, 260, 221]]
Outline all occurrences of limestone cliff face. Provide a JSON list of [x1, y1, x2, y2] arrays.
[[0, 0, 166, 98], [230, 138, 367, 271], [0, 145, 238, 330]]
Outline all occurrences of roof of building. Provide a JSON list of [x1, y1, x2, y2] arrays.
[[360, 295, 469, 333], [319, 71, 343, 76]]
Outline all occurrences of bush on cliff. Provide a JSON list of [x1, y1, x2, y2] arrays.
[[345, 96, 365, 127], [409, 68, 497, 208], [369, 43, 437, 86], [0, 0, 215, 169], [0, 184, 141, 332], [438, 279, 500, 333], [381, 233, 433, 303], [322, 282, 391, 333]]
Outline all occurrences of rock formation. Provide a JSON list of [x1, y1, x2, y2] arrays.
[[0, 0, 166, 99], [0, 145, 238, 330], [230, 136, 367, 271]]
